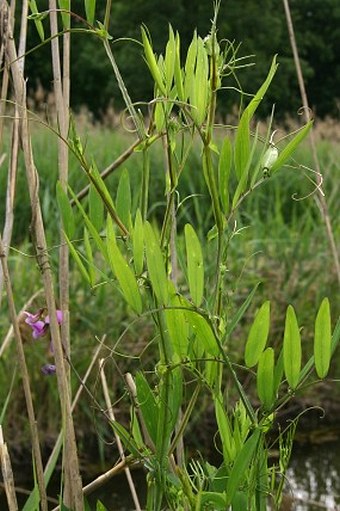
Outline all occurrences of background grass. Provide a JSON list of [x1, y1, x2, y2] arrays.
[[0, 114, 339, 458]]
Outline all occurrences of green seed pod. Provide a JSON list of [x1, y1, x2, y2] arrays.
[[262, 145, 278, 177]]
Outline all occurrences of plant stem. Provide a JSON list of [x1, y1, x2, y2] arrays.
[[282, 0, 340, 287]]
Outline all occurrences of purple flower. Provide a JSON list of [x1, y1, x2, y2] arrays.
[[23, 310, 47, 339], [23, 309, 63, 339], [24, 309, 64, 377], [41, 364, 56, 376], [45, 310, 63, 326]]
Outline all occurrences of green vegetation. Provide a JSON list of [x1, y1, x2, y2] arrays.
[[0, 1, 339, 510], [21, 0, 340, 119]]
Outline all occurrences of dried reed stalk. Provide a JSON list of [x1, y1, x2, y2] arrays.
[[99, 359, 142, 511], [282, 0, 340, 287], [0, 235, 48, 511], [1, 2, 83, 509], [0, 425, 19, 511]]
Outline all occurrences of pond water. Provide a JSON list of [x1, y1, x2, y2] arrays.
[[2, 440, 340, 510], [87, 440, 340, 510], [284, 440, 340, 511]]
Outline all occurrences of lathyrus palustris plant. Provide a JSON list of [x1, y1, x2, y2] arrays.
[[35, 2, 338, 510]]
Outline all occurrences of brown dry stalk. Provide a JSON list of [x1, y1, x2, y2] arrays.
[[0, 425, 19, 511], [0, 0, 27, 305], [1, 2, 83, 509], [0, 236, 48, 511], [99, 359, 142, 510], [282, 0, 340, 287]]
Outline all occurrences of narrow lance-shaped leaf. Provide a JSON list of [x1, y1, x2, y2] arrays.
[[106, 217, 142, 315], [84, 0, 96, 25], [270, 121, 313, 175], [68, 185, 108, 262], [89, 183, 104, 232], [245, 301, 271, 368], [187, 311, 219, 356], [257, 348, 275, 410], [83, 227, 96, 287], [164, 25, 176, 95], [314, 297, 331, 379], [132, 209, 144, 275], [116, 168, 132, 231], [226, 428, 261, 505], [141, 26, 166, 96], [283, 305, 301, 389], [234, 109, 250, 182], [28, 1, 45, 41], [144, 222, 169, 305], [63, 232, 91, 285], [56, 181, 75, 238], [185, 224, 204, 307], [214, 394, 235, 463], [58, 0, 71, 30], [135, 372, 158, 445], [218, 136, 232, 215], [174, 32, 185, 101]]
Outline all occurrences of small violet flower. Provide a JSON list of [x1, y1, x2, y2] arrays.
[[41, 364, 56, 376], [24, 308, 63, 376]]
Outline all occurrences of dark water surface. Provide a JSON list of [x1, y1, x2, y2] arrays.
[[1, 440, 340, 510]]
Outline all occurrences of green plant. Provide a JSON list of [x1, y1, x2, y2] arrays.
[[1, 1, 339, 510]]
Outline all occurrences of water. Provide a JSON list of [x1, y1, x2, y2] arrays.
[[2, 440, 340, 510], [284, 440, 340, 510]]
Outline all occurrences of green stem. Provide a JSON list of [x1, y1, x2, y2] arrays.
[[141, 148, 150, 221]]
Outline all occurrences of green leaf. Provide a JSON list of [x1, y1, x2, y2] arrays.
[[200, 492, 227, 509], [234, 56, 278, 183], [283, 305, 301, 389], [116, 169, 132, 231], [141, 26, 166, 96], [184, 32, 198, 101], [273, 348, 284, 397], [314, 297, 331, 379], [245, 301, 270, 368], [174, 32, 184, 101], [110, 420, 141, 458], [166, 288, 189, 358], [68, 186, 108, 262], [56, 181, 75, 238], [132, 209, 144, 275], [135, 372, 158, 445], [185, 224, 204, 307], [186, 311, 219, 356], [218, 136, 232, 214], [270, 121, 313, 174], [246, 56, 278, 119], [106, 217, 142, 314], [226, 428, 261, 505], [58, 0, 70, 29], [29, 1, 45, 41], [89, 183, 104, 232], [96, 501, 108, 511], [257, 348, 274, 410], [83, 227, 96, 287], [164, 25, 176, 95], [234, 110, 250, 182], [84, 0, 96, 25], [144, 222, 169, 305], [231, 492, 248, 511], [63, 232, 91, 285], [190, 37, 209, 125], [214, 394, 235, 463], [226, 283, 260, 340]]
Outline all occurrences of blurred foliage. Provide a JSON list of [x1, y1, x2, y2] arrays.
[[20, 0, 340, 119]]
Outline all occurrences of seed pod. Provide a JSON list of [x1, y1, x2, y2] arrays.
[[262, 145, 279, 177]]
